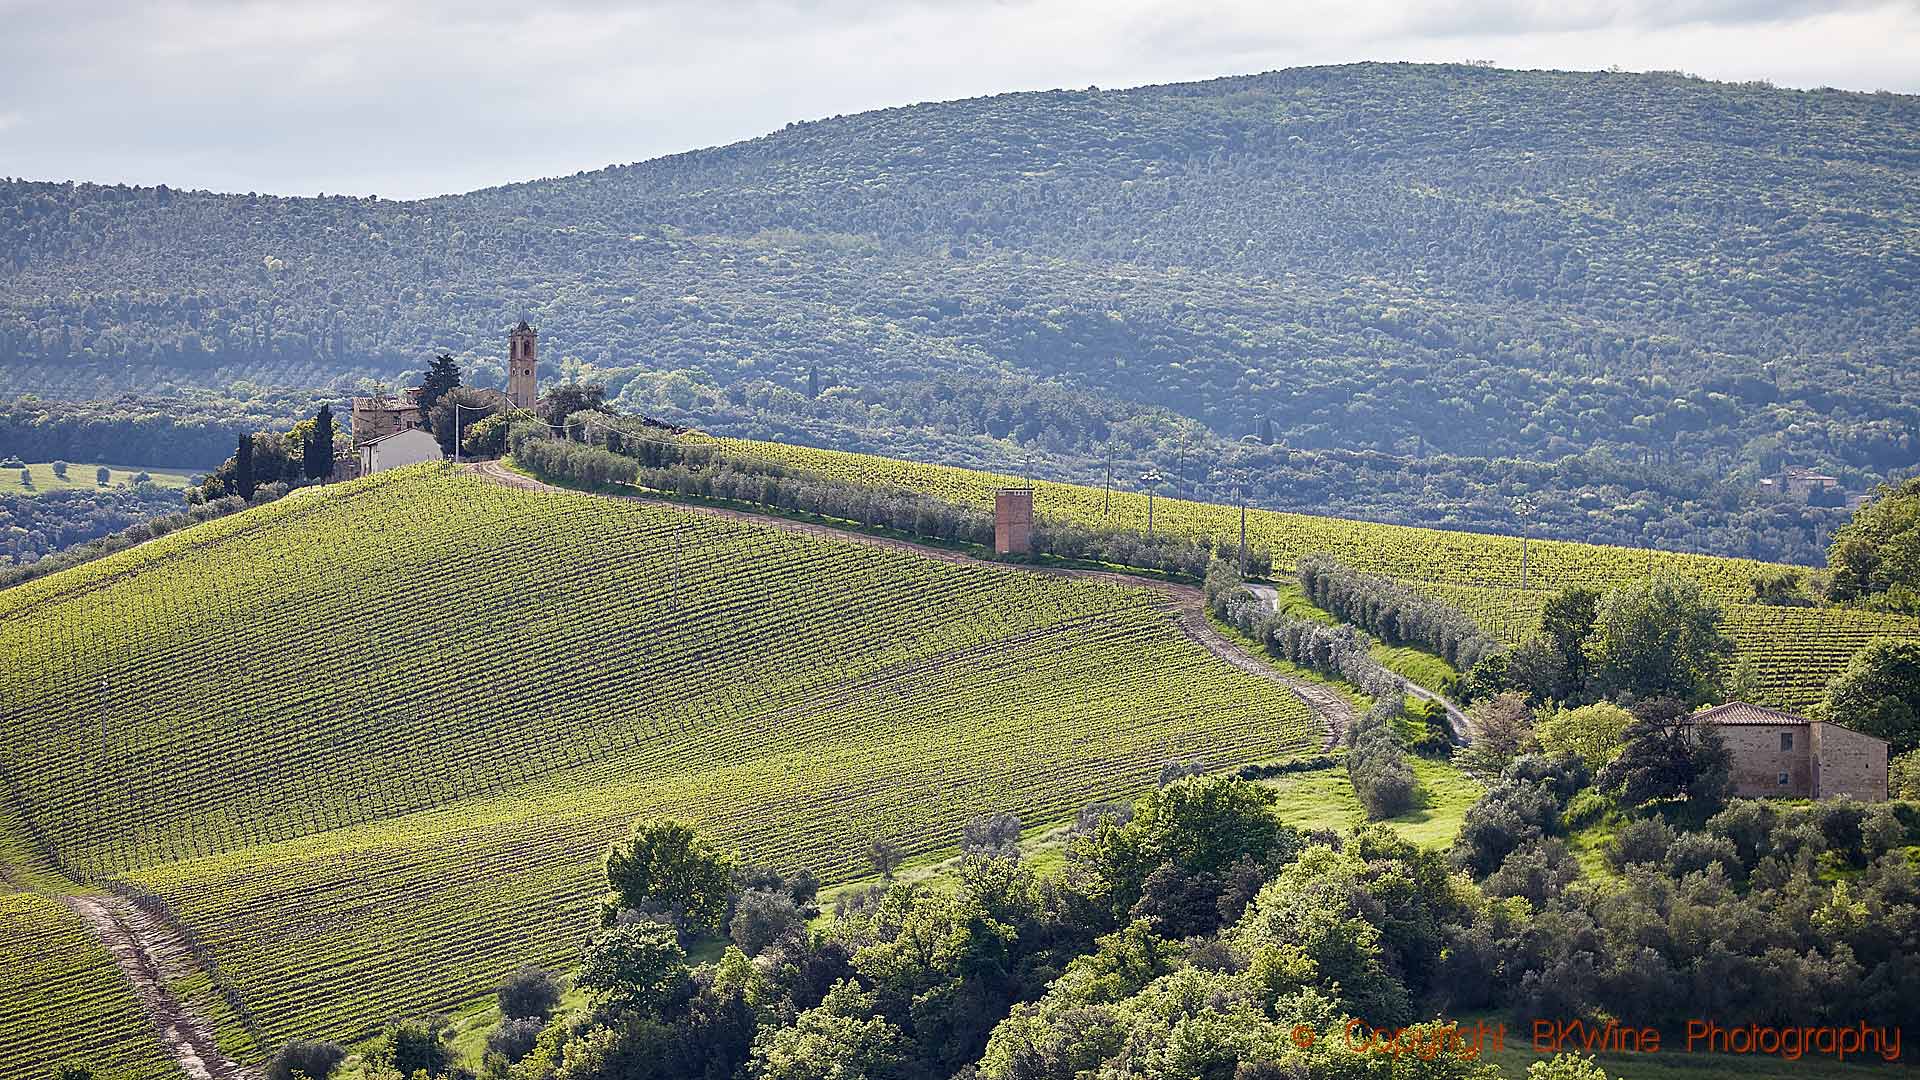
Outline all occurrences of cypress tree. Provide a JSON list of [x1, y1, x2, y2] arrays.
[[418, 354, 462, 413], [305, 404, 335, 480], [235, 434, 255, 501], [807, 363, 819, 400]]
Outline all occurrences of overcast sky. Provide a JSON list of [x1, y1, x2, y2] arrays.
[[3, 0, 1916, 200]]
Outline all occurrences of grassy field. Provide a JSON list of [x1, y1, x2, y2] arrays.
[[684, 434, 1920, 712], [0, 463, 1324, 1058], [1258, 756, 1483, 846], [0, 461, 195, 494]]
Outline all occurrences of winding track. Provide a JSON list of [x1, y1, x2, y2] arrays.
[[1243, 583, 1470, 744], [60, 895, 253, 1080], [473, 460, 1353, 750]]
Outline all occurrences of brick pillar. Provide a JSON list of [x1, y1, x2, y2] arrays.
[[995, 488, 1033, 555]]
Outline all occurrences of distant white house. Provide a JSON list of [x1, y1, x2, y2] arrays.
[[358, 428, 443, 475]]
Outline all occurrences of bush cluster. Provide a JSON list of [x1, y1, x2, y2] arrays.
[[1298, 553, 1502, 674]]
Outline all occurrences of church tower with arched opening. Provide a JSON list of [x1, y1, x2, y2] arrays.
[[508, 321, 539, 409]]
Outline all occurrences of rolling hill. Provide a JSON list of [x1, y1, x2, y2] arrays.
[[3, 62, 1916, 494], [0, 464, 1323, 1064], [673, 431, 1920, 712]]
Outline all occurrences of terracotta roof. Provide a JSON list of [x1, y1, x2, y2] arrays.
[[1687, 701, 1809, 726]]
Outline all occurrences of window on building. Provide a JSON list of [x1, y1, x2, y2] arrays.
[[1778, 771, 1790, 785], [1780, 732, 1794, 751]]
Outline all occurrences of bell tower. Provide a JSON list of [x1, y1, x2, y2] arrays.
[[507, 321, 538, 409]]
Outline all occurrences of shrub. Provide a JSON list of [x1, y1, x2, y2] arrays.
[[1602, 817, 1675, 871], [1561, 789, 1611, 830], [382, 1017, 451, 1078], [730, 889, 805, 956], [1485, 839, 1580, 908], [961, 810, 1023, 858], [267, 1040, 347, 1080], [486, 1017, 547, 1064], [1664, 832, 1740, 878], [496, 965, 561, 1021], [1529, 1054, 1611, 1080]]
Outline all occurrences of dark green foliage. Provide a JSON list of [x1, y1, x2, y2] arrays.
[[233, 433, 253, 501], [484, 1018, 545, 1064], [303, 404, 334, 481], [1829, 478, 1920, 606], [428, 387, 500, 456], [0, 484, 189, 568], [578, 923, 690, 1013], [4, 66, 1913, 565], [538, 384, 607, 428], [1076, 774, 1300, 919], [1450, 754, 1588, 878], [93, 465, 110, 484], [602, 818, 738, 933], [496, 965, 561, 1021], [960, 811, 1022, 859], [1602, 816, 1676, 871], [1594, 699, 1734, 810], [0, 392, 332, 471], [382, 1017, 451, 1078], [50, 1065, 94, 1080], [266, 1040, 346, 1080], [1588, 574, 1733, 702], [416, 354, 462, 416], [1823, 638, 1920, 752], [1348, 698, 1417, 820], [1749, 567, 1811, 606], [0, 492, 250, 588], [1482, 838, 1579, 908], [729, 890, 805, 957], [1535, 586, 1600, 700]]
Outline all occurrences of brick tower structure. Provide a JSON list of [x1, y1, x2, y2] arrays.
[[508, 321, 539, 409], [995, 488, 1033, 555]]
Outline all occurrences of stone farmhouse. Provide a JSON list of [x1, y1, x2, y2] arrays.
[[350, 322, 540, 446], [1685, 701, 1888, 801], [339, 322, 541, 477], [1758, 467, 1841, 501]]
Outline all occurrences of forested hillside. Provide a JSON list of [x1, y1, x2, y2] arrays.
[[3, 63, 1916, 559]]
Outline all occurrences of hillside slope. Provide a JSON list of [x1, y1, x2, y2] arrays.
[[682, 432, 1920, 711], [0, 465, 1320, 1057], [3, 63, 1916, 484]]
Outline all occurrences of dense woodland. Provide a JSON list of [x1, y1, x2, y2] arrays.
[[2, 64, 1916, 562]]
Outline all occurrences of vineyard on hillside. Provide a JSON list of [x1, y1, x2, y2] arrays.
[[0, 891, 174, 1080], [0, 464, 1318, 1053], [683, 434, 1920, 707]]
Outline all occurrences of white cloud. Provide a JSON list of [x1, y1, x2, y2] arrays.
[[1, 0, 1915, 198]]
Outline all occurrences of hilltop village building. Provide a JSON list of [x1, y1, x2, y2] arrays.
[[1685, 702, 1888, 801], [343, 322, 540, 476], [1758, 467, 1842, 501]]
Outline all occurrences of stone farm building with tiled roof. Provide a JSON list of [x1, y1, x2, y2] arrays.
[[1684, 702, 1888, 802]]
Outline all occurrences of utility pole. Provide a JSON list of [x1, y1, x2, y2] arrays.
[[1139, 469, 1164, 540]]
